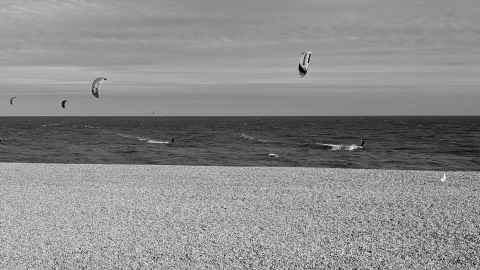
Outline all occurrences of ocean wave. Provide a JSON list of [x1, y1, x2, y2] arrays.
[[313, 143, 364, 151], [116, 133, 171, 145], [147, 139, 170, 144], [41, 123, 62, 128], [116, 133, 137, 140], [268, 153, 280, 158], [118, 149, 138, 154], [240, 133, 272, 143], [240, 133, 255, 140]]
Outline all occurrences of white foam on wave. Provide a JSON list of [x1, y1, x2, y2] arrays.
[[147, 139, 170, 144], [346, 144, 363, 151], [117, 133, 136, 139], [316, 143, 363, 151], [318, 143, 342, 151], [116, 133, 170, 145], [240, 133, 272, 143], [240, 133, 255, 140], [41, 123, 62, 128]]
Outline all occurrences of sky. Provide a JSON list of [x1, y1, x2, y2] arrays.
[[1, 0, 480, 115]]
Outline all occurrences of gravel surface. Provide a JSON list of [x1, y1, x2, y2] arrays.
[[0, 163, 479, 269]]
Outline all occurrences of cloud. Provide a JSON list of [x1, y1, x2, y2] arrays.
[[0, 0, 480, 114], [0, 0, 479, 68], [0, 0, 101, 20]]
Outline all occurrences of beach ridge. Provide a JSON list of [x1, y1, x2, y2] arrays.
[[0, 163, 478, 268]]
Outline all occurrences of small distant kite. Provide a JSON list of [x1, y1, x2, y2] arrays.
[[91, 77, 107, 98], [298, 51, 312, 77], [9, 96, 16, 105], [61, 99, 68, 109]]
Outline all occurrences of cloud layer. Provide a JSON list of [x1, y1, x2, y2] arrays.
[[2, 0, 479, 65], [1, 0, 480, 114]]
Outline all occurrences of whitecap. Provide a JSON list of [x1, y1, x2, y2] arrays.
[[147, 139, 170, 144]]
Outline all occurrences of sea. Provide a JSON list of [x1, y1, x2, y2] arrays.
[[0, 116, 478, 171]]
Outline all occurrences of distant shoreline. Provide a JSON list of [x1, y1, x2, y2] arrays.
[[0, 115, 479, 117], [0, 162, 478, 172]]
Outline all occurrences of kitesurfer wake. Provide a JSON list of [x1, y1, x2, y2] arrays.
[[313, 137, 366, 151]]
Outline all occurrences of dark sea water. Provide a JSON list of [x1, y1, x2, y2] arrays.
[[0, 116, 478, 171]]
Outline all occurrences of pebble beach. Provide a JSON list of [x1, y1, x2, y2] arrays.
[[0, 163, 479, 269]]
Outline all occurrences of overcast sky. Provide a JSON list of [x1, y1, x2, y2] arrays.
[[1, 0, 479, 115]]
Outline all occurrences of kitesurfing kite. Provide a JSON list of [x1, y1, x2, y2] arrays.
[[91, 77, 107, 98], [298, 51, 312, 77], [9, 96, 16, 105], [61, 99, 68, 109]]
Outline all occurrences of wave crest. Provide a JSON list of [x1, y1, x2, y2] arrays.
[[240, 133, 272, 143], [116, 133, 171, 145], [312, 143, 364, 151]]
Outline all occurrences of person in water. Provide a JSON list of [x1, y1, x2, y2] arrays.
[[170, 137, 175, 144], [360, 137, 365, 146], [359, 137, 366, 149]]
